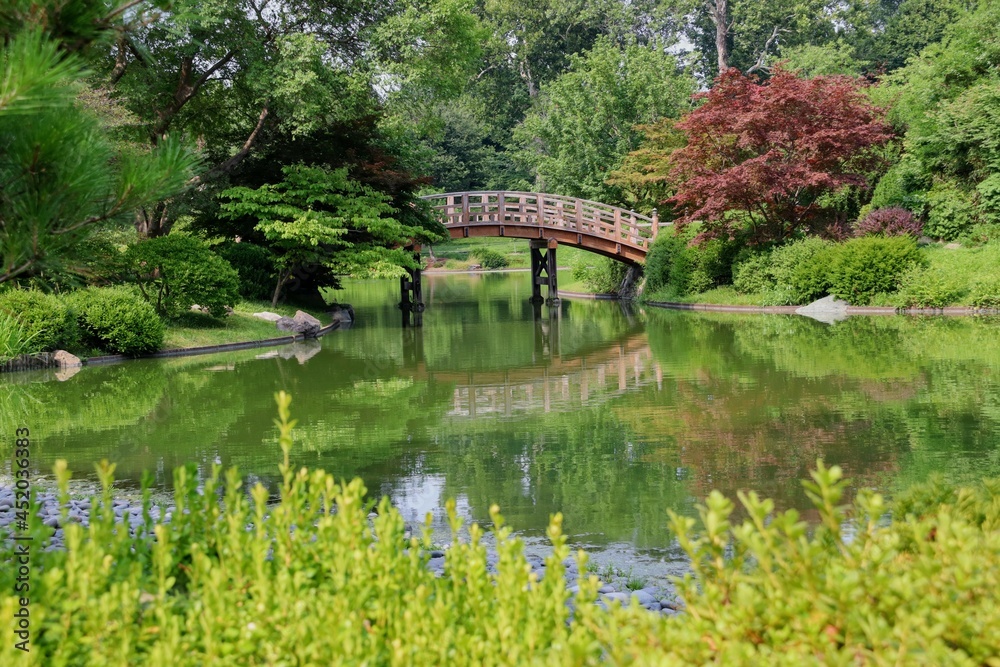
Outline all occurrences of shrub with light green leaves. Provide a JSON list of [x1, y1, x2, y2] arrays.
[[67, 286, 164, 355], [828, 236, 924, 305], [571, 256, 628, 294], [124, 235, 240, 318], [0, 289, 78, 352], [2, 393, 999, 665], [472, 247, 509, 270]]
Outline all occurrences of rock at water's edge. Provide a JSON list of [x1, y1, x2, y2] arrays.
[[293, 310, 322, 338], [795, 295, 849, 324], [53, 350, 82, 368]]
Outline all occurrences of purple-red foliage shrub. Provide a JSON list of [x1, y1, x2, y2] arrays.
[[855, 207, 923, 238]]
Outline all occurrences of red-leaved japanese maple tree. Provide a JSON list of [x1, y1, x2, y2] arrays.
[[666, 68, 894, 244]]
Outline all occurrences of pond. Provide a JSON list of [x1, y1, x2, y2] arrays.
[[3, 272, 1000, 578]]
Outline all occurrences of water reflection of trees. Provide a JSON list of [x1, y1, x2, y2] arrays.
[[638, 311, 1000, 506]]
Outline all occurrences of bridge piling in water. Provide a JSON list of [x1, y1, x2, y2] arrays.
[[399, 245, 424, 327], [529, 238, 560, 307]]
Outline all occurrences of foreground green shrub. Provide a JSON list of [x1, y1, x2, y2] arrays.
[[0, 289, 78, 352], [828, 236, 923, 305], [215, 241, 278, 301], [124, 235, 241, 318], [67, 286, 164, 355], [2, 393, 999, 665]]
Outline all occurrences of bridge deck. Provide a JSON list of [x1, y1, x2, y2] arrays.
[[422, 191, 664, 264]]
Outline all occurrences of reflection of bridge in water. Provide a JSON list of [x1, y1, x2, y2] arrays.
[[402, 322, 663, 418]]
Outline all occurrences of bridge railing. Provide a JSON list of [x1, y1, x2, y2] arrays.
[[422, 192, 662, 250]]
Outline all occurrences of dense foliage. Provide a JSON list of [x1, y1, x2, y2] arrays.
[[124, 236, 241, 318], [0, 5, 196, 287], [731, 237, 834, 305], [67, 286, 164, 355], [1, 395, 999, 664], [215, 242, 279, 301], [515, 39, 695, 204], [643, 229, 743, 299], [0, 289, 77, 352], [220, 165, 443, 305], [827, 236, 924, 305]]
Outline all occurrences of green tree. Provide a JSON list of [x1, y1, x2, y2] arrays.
[[669, 0, 840, 78], [219, 165, 444, 305], [880, 0, 1000, 236], [515, 39, 695, 203], [845, 0, 972, 74], [106, 0, 400, 237]]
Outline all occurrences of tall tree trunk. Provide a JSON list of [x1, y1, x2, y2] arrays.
[[711, 0, 730, 73], [135, 202, 172, 239]]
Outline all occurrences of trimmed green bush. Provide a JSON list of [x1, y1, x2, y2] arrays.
[[215, 241, 278, 301], [2, 395, 1000, 665], [0, 311, 36, 361], [67, 286, 164, 355], [124, 235, 241, 318], [731, 250, 772, 295], [471, 247, 509, 269], [0, 289, 78, 352], [829, 236, 923, 305]]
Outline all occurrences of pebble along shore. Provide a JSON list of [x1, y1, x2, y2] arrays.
[[0, 485, 681, 616]]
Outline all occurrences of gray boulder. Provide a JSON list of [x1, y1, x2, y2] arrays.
[[53, 350, 82, 368], [294, 310, 322, 337], [275, 311, 322, 338]]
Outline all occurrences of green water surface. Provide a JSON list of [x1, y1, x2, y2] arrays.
[[3, 272, 1000, 571]]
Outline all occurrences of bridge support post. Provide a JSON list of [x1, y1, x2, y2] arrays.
[[399, 244, 424, 327], [529, 238, 560, 307]]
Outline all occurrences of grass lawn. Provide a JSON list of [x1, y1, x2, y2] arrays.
[[425, 237, 531, 269], [644, 285, 772, 306], [162, 300, 330, 350]]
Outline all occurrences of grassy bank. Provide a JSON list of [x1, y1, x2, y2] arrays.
[[162, 300, 330, 350], [643, 234, 1000, 309]]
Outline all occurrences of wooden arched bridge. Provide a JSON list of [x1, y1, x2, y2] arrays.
[[398, 192, 664, 326], [422, 192, 662, 265]]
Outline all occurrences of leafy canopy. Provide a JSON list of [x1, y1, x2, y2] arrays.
[[515, 39, 695, 204], [220, 165, 444, 304], [123, 235, 241, 319]]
